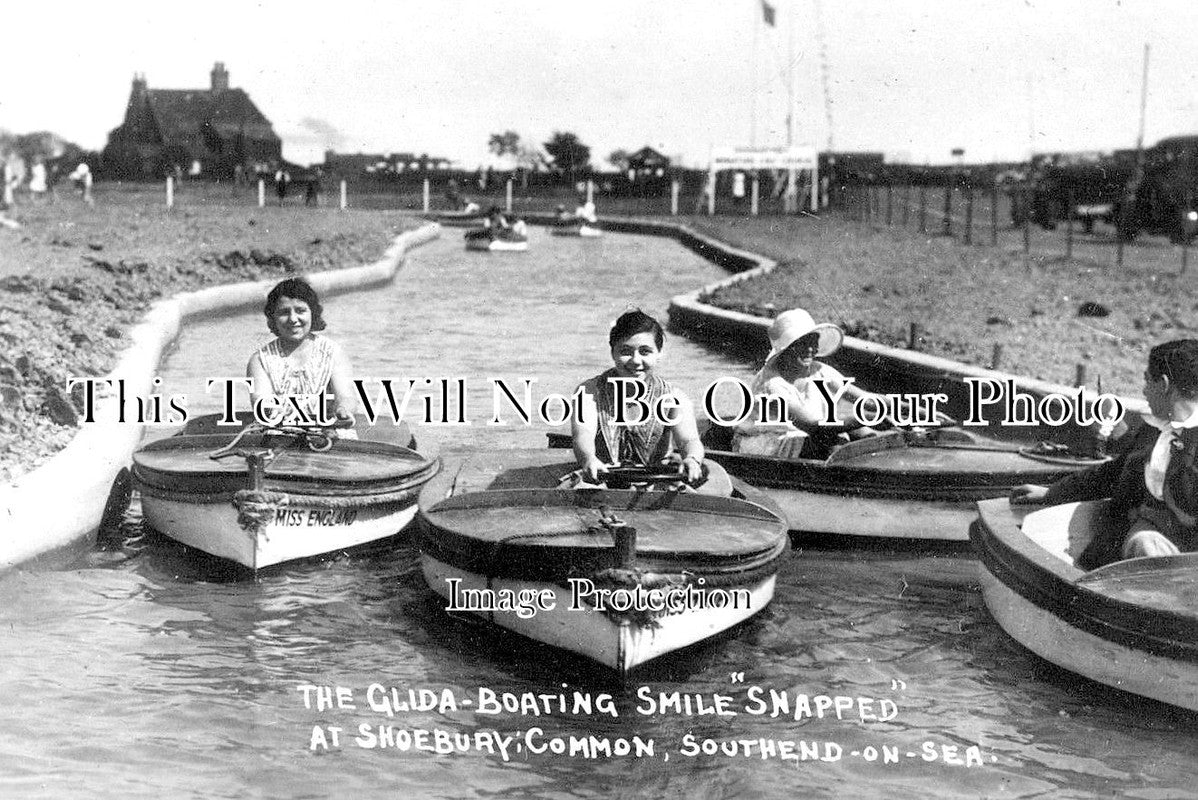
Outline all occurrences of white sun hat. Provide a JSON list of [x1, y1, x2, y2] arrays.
[[764, 308, 844, 365]]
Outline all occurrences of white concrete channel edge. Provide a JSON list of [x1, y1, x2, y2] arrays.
[[0, 223, 441, 570]]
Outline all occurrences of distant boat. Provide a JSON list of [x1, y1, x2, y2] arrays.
[[551, 218, 602, 237], [973, 497, 1198, 711], [464, 226, 528, 252], [415, 449, 789, 677], [133, 414, 439, 571]]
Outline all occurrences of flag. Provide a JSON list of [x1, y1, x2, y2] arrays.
[[761, 0, 776, 27]]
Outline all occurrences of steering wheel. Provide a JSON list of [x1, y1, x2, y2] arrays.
[[600, 462, 709, 490], [209, 417, 353, 459]]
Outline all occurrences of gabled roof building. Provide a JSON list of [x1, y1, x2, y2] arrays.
[[102, 63, 282, 179]]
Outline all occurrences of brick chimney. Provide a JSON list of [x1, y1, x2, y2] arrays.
[[210, 62, 229, 92], [131, 72, 148, 96]]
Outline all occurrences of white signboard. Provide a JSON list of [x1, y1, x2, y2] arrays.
[[710, 146, 817, 171]]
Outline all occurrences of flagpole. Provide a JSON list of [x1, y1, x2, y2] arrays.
[[813, 0, 834, 151], [751, 0, 760, 146], [786, 0, 794, 147], [1136, 42, 1150, 153]]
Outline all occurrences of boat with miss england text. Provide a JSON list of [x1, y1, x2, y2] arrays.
[[415, 449, 789, 677], [972, 497, 1198, 711], [132, 414, 439, 571]]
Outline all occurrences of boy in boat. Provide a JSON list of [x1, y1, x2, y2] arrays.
[[570, 310, 705, 486], [574, 198, 598, 224], [483, 206, 509, 231], [732, 308, 895, 459], [1012, 339, 1198, 564]]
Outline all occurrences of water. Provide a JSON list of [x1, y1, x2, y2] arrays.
[[3, 229, 1197, 799]]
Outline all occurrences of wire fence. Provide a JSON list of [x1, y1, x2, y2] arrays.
[[835, 183, 1196, 276]]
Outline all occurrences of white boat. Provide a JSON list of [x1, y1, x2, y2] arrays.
[[551, 219, 602, 237], [973, 497, 1198, 710], [415, 449, 789, 677], [464, 227, 529, 251], [550, 427, 1104, 543], [132, 417, 439, 571]]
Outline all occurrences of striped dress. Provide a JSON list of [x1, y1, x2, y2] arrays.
[[590, 368, 675, 466], [255, 335, 335, 422]]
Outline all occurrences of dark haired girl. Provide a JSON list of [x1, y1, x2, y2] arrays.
[[247, 278, 356, 428]]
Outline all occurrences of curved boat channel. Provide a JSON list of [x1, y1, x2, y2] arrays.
[[2, 228, 1196, 798]]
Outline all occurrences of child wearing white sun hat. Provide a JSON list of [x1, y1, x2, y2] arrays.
[[732, 308, 886, 459]]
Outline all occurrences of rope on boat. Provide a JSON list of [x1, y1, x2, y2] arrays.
[[232, 490, 288, 536], [207, 423, 336, 461]]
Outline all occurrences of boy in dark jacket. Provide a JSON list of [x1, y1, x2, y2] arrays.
[[1012, 339, 1198, 566]]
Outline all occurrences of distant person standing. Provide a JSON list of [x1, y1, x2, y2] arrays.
[[275, 167, 290, 205], [0, 160, 11, 209], [574, 197, 598, 223], [304, 169, 322, 207], [28, 159, 47, 203], [70, 162, 94, 205]]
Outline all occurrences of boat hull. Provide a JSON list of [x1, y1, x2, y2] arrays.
[[132, 424, 438, 571], [465, 237, 528, 252], [141, 493, 418, 570], [464, 228, 528, 251], [754, 486, 976, 541], [703, 428, 1102, 542], [972, 498, 1198, 710], [551, 222, 602, 237], [415, 449, 789, 676], [422, 554, 775, 675]]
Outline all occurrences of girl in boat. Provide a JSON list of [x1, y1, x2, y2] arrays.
[[1012, 338, 1198, 564], [732, 308, 899, 459], [571, 309, 705, 485], [247, 277, 357, 431]]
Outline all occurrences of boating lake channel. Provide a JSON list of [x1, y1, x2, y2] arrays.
[[3, 228, 1197, 800]]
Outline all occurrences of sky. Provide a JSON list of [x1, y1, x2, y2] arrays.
[[2, 0, 1196, 168]]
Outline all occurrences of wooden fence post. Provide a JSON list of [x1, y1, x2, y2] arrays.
[[919, 185, 927, 233], [1022, 188, 1032, 272], [902, 185, 911, 226], [964, 188, 974, 245], [671, 180, 680, 215], [339, 180, 347, 210], [166, 176, 174, 209], [1065, 186, 1074, 260], [422, 178, 430, 213], [257, 179, 265, 208], [990, 183, 999, 245], [885, 185, 893, 225], [942, 184, 953, 237], [908, 322, 921, 350]]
